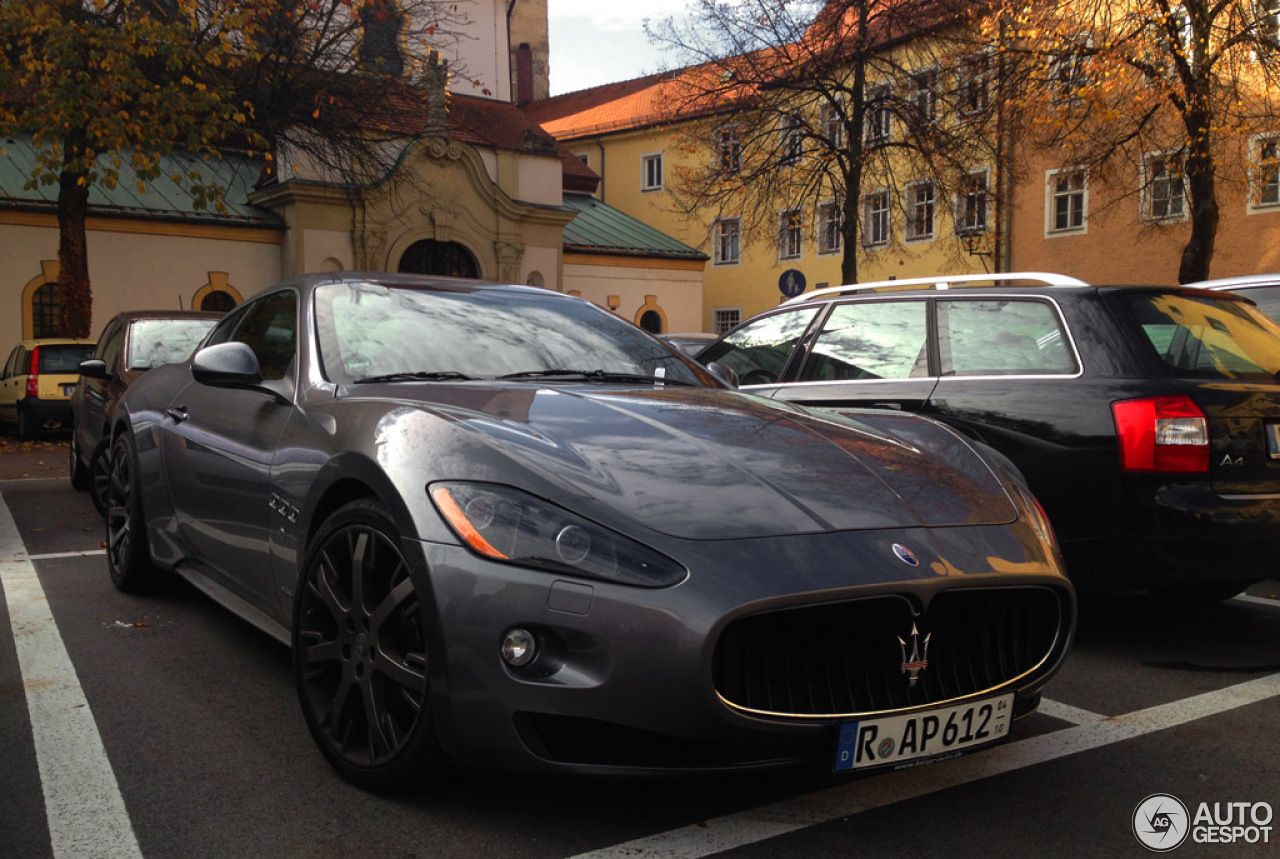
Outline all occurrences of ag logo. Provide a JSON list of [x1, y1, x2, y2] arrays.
[[1133, 793, 1190, 852]]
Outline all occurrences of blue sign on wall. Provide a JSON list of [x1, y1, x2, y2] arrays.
[[779, 269, 806, 298]]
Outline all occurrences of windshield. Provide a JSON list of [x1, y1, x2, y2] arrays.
[[1119, 292, 1280, 380], [313, 282, 711, 387]]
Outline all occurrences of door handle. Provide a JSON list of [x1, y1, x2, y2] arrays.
[[166, 405, 189, 423]]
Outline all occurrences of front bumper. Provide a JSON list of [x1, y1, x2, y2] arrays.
[[411, 523, 1075, 777]]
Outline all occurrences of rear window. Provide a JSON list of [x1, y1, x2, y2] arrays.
[[37, 344, 96, 373], [1120, 292, 1280, 380]]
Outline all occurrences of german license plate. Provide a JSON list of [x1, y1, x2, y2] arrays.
[[1267, 423, 1280, 459], [834, 693, 1014, 771]]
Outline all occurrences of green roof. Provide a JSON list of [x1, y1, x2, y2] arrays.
[[0, 135, 281, 227], [562, 193, 707, 262]]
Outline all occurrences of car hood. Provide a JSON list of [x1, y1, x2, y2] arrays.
[[374, 384, 1016, 540]]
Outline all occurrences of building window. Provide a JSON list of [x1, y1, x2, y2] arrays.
[[780, 113, 804, 165], [911, 68, 938, 125], [905, 181, 936, 242], [1047, 168, 1088, 233], [1261, 0, 1280, 42], [358, 0, 405, 76], [823, 101, 844, 149], [642, 153, 664, 191], [957, 53, 989, 117], [200, 290, 237, 312], [31, 282, 61, 338], [865, 84, 892, 145], [1143, 152, 1187, 221], [956, 170, 990, 235], [716, 125, 741, 175], [713, 217, 741, 265], [714, 308, 741, 335], [1050, 40, 1091, 100], [862, 190, 890, 248], [576, 152, 590, 167], [817, 201, 842, 255], [1253, 136, 1280, 209], [779, 208, 803, 260]]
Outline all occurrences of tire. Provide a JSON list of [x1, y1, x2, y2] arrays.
[[16, 403, 34, 441], [1151, 580, 1250, 604], [69, 433, 89, 490], [106, 432, 156, 592], [293, 499, 441, 792], [89, 443, 111, 517]]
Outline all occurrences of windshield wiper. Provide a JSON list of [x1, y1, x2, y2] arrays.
[[497, 369, 693, 386], [354, 371, 474, 384]]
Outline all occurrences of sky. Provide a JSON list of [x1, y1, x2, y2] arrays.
[[547, 1, 692, 95]]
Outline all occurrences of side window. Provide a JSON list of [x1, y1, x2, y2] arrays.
[[1241, 287, 1280, 325], [798, 300, 930, 382], [99, 322, 125, 374], [697, 308, 820, 386], [2, 347, 18, 378], [938, 300, 1077, 376], [203, 292, 297, 381]]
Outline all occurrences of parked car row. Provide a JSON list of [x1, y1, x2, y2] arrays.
[[4, 268, 1277, 795]]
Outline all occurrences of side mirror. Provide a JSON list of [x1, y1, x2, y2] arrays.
[[706, 361, 739, 389], [78, 359, 110, 380], [192, 342, 263, 387]]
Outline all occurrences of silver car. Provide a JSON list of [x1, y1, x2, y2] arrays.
[[106, 272, 1075, 791]]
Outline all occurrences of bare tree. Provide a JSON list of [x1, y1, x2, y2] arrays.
[[647, 0, 1003, 284], [974, 0, 1280, 283]]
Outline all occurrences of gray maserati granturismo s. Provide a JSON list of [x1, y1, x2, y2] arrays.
[[105, 272, 1075, 791]]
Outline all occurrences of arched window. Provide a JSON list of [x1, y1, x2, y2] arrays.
[[639, 310, 663, 334], [200, 290, 237, 312], [398, 240, 479, 279], [32, 282, 61, 338]]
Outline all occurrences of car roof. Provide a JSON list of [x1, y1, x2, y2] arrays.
[[15, 338, 95, 348]]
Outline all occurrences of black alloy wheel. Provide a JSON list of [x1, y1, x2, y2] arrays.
[[89, 444, 110, 517], [106, 432, 154, 591], [69, 434, 89, 490], [293, 499, 440, 791]]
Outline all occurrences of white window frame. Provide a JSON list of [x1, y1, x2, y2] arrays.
[[1142, 150, 1188, 223], [861, 189, 891, 249], [865, 83, 892, 145], [817, 200, 842, 255], [779, 113, 804, 165], [905, 180, 936, 243], [1050, 38, 1091, 101], [713, 216, 742, 265], [823, 100, 845, 149], [1249, 133, 1280, 212], [641, 152, 664, 191], [955, 169, 991, 235], [1045, 167, 1089, 235], [716, 125, 742, 175], [778, 208, 803, 260], [713, 308, 741, 335], [911, 67, 939, 125], [1261, 0, 1280, 43], [957, 52, 990, 117], [575, 152, 591, 168]]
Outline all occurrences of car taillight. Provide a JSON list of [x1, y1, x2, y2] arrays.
[[1111, 395, 1209, 473], [26, 347, 39, 397]]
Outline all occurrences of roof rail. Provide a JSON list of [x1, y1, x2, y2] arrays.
[[781, 272, 1090, 305]]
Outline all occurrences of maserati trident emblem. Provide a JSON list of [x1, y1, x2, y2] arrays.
[[897, 623, 931, 686], [892, 543, 920, 566]]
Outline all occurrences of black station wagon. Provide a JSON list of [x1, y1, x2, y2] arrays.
[[698, 273, 1280, 601]]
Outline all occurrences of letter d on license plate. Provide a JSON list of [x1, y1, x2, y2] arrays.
[[834, 694, 1014, 771]]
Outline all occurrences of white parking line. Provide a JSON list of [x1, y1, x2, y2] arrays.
[[1236, 594, 1280, 609], [28, 550, 108, 561], [570, 673, 1280, 859], [1035, 697, 1107, 725], [0, 494, 143, 859]]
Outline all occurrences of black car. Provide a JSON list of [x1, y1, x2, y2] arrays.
[[70, 310, 222, 514], [697, 272, 1280, 601], [105, 272, 1074, 790]]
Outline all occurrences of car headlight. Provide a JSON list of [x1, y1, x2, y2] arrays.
[[429, 482, 687, 588]]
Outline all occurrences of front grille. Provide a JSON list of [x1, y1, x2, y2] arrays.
[[712, 587, 1065, 718]]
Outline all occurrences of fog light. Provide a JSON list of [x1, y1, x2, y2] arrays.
[[501, 628, 537, 667]]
